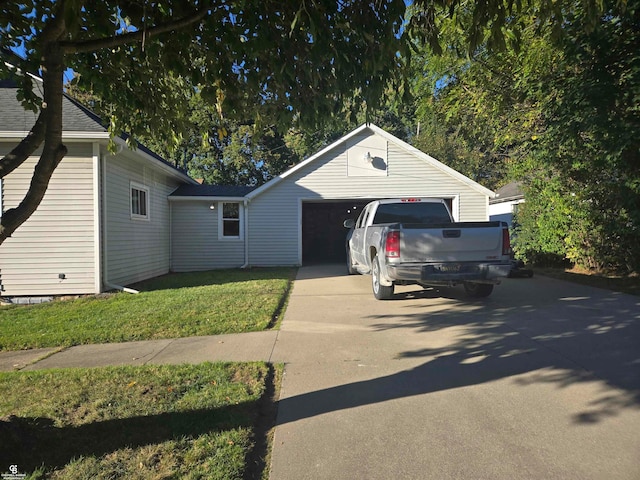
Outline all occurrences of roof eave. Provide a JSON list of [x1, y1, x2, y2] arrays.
[[111, 137, 196, 185], [0, 131, 110, 141], [247, 124, 497, 200], [169, 196, 248, 202]]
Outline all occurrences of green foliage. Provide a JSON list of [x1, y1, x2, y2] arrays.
[[513, 0, 640, 272], [408, 0, 638, 273]]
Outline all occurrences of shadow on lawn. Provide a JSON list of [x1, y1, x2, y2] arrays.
[[0, 402, 265, 476]]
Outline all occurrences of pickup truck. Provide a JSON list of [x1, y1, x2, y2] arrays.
[[343, 198, 512, 300]]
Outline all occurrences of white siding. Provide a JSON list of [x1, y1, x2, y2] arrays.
[[103, 152, 181, 286], [0, 144, 96, 295], [248, 131, 489, 266], [171, 201, 245, 271]]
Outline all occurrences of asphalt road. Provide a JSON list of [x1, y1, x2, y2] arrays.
[[269, 264, 640, 480]]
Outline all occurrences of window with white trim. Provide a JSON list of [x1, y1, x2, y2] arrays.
[[130, 182, 150, 220], [219, 202, 243, 239]]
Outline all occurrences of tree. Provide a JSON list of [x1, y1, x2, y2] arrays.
[[407, 0, 638, 272], [0, 0, 406, 244], [512, 0, 640, 272], [0, 0, 605, 245]]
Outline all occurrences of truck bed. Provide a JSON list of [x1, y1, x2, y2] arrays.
[[397, 222, 507, 264]]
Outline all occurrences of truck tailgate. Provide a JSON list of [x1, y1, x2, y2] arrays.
[[399, 222, 506, 263]]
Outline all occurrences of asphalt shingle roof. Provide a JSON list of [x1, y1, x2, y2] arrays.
[[170, 184, 257, 197], [491, 182, 524, 203], [0, 79, 106, 133]]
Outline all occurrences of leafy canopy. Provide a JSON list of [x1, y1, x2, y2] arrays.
[[0, 0, 609, 246]]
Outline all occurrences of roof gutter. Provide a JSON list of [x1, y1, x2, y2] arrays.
[[168, 196, 247, 202]]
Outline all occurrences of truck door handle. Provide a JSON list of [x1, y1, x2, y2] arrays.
[[443, 229, 461, 238]]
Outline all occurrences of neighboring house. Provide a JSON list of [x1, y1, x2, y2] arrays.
[[1, 79, 498, 297], [170, 124, 496, 269], [0, 78, 196, 297], [489, 181, 525, 227]]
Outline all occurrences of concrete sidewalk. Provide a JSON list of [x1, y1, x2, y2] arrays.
[[0, 330, 279, 371]]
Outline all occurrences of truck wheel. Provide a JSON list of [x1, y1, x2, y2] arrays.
[[463, 282, 494, 298], [372, 257, 394, 300], [346, 249, 357, 275]]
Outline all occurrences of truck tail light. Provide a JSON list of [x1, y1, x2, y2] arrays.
[[385, 230, 401, 258], [502, 227, 512, 256]]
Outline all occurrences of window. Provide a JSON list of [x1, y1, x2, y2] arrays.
[[373, 202, 452, 225], [130, 182, 150, 220], [355, 205, 370, 228], [219, 202, 242, 239]]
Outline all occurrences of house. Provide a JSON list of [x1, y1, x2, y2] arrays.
[[1, 80, 497, 297], [0, 78, 196, 298], [170, 124, 496, 269], [489, 181, 525, 227]]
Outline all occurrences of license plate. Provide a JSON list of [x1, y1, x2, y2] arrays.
[[439, 264, 461, 272]]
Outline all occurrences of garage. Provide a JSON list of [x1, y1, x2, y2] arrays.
[[302, 200, 373, 264], [169, 124, 496, 270]]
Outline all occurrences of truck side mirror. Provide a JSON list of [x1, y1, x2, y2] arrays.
[[343, 219, 355, 229]]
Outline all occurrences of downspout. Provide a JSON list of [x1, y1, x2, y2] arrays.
[[104, 283, 140, 294], [241, 198, 250, 268], [92, 143, 102, 294], [101, 148, 139, 294]]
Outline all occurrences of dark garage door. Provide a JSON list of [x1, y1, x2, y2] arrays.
[[302, 200, 372, 264]]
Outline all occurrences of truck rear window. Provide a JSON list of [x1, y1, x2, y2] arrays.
[[373, 203, 452, 224]]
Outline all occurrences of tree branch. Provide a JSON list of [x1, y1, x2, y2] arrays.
[[0, 112, 47, 179], [0, 144, 67, 243], [0, 2, 67, 179], [60, 8, 210, 54]]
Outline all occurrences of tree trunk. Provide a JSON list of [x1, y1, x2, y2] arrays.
[[0, 27, 67, 245]]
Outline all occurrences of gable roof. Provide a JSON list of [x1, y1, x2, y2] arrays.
[[0, 75, 196, 184], [247, 124, 496, 200]]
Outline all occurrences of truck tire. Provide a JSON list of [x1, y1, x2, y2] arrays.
[[463, 282, 494, 298], [372, 257, 394, 300], [346, 249, 357, 275]]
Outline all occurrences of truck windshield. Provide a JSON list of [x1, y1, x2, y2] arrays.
[[373, 202, 452, 224]]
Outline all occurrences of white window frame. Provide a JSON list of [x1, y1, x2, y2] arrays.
[[218, 202, 243, 240], [130, 181, 150, 221]]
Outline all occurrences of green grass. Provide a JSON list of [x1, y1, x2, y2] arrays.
[[0, 362, 279, 479], [0, 268, 295, 351]]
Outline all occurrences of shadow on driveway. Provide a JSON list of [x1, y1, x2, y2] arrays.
[[277, 274, 640, 426]]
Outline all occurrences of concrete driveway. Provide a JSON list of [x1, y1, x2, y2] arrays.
[[269, 264, 640, 480]]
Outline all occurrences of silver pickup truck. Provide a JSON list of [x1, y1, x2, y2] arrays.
[[343, 198, 512, 300]]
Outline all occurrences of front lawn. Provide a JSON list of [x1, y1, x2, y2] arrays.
[[0, 268, 295, 351], [0, 362, 279, 479]]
